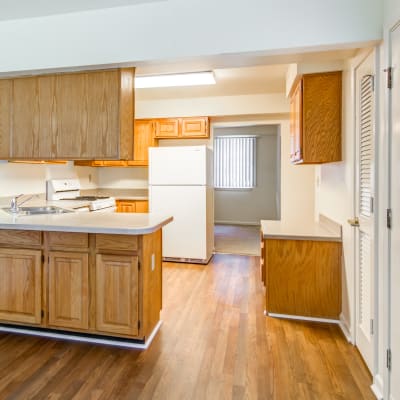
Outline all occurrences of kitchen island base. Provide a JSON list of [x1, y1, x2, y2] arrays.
[[0, 227, 166, 347]]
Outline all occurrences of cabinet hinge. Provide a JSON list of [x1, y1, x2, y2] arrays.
[[41, 254, 45, 263], [387, 348, 392, 370], [385, 67, 393, 89], [41, 310, 45, 318], [138, 261, 141, 271], [387, 208, 392, 229], [138, 320, 141, 330], [370, 319, 374, 335]]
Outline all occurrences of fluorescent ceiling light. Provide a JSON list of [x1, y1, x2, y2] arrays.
[[135, 71, 216, 88]]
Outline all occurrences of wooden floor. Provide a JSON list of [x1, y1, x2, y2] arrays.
[[0, 254, 374, 400]]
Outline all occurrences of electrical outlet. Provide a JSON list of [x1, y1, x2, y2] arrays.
[[88, 174, 92, 183]]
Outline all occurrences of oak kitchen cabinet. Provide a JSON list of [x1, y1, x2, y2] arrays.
[[289, 71, 342, 164], [0, 68, 135, 160], [0, 228, 162, 341], [116, 200, 149, 213], [260, 220, 342, 320], [75, 119, 156, 167], [154, 117, 209, 139]]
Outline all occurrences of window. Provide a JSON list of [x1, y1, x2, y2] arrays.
[[214, 136, 256, 189]]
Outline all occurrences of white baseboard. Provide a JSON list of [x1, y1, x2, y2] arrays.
[[371, 373, 384, 400], [339, 313, 353, 343], [267, 312, 340, 324], [0, 320, 162, 350]]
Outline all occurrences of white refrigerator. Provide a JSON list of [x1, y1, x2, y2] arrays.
[[149, 145, 214, 264]]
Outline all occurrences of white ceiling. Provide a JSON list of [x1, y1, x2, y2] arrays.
[[0, 0, 162, 21]]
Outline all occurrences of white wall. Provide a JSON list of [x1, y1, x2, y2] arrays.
[[97, 166, 148, 188], [0, 162, 98, 197], [0, 0, 382, 73], [214, 125, 279, 225]]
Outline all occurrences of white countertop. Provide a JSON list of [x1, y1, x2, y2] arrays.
[[261, 218, 342, 242], [0, 209, 172, 235]]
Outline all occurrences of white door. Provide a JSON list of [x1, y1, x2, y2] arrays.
[[389, 22, 400, 400], [354, 53, 375, 373]]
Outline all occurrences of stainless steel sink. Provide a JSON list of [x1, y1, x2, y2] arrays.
[[2, 206, 72, 215]]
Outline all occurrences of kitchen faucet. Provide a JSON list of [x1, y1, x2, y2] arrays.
[[10, 194, 37, 213]]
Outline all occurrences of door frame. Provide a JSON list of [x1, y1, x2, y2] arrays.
[[386, 19, 400, 400]]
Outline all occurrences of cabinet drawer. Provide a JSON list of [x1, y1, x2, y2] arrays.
[[0, 230, 41, 247], [95, 234, 138, 252], [47, 232, 89, 249]]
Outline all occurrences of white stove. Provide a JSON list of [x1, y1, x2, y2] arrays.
[[46, 179, 116, 212]]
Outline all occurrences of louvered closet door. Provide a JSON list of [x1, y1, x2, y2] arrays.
[[355, 56, 375, 373]]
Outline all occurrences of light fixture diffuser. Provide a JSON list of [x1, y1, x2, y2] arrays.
[[135, 71, 216, 88]]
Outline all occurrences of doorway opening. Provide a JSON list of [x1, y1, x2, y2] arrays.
[[213, 124, 281, 255]]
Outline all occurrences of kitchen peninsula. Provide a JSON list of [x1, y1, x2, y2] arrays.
[[0, 210, 172, 348]]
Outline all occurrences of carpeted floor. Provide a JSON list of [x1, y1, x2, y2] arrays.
[[214, 224, 260, 256]]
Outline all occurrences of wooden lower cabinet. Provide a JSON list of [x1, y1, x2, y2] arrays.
[[116, 200, 149, 213], [0, 248, 42, 324], [263, 238, 341, 319], [48, 251, 89, 330], [0, 229, 162, 341], [96, 254, 139, 336]]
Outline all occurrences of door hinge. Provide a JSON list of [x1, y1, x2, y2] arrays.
[[138, 320, 141, 330], [387, 348, 392, 370], [385, 67, 393, 89], [370, 197, 374, 214], [387, 208, 392, 229], [370, 319, 374, 335]]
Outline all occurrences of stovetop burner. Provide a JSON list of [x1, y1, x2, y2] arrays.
[[60, 196, 110, 201]]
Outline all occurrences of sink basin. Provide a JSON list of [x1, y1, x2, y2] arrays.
[[2, 206, 73, 215]]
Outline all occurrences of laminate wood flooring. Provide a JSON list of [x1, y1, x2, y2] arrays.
[[0, 254, 374, 400], [214, 224, 260, 255]]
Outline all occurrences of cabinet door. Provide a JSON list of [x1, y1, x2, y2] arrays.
[[0, 248, 42, 324], [0, 79, 12, 158], [135, 200, 149, 213], [133, 120, 157, 163], [181, 117, 209, 138], [96, 254, 139, 336], [290, 80, 302, 163], [154, 118, 179, 138], [116, 200, 136, 213], [48, 252, 89, 330]]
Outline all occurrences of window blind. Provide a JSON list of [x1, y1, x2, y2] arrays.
[[214, 136, 256, 189]]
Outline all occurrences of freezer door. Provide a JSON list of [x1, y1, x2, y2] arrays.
[[149, 185, 209, 260], [149, 146, 208, 185]]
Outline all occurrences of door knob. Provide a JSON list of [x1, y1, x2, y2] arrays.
[[347, 217, 360, 227]]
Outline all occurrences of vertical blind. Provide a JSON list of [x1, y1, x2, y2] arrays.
[[214, 136, 256, 189]]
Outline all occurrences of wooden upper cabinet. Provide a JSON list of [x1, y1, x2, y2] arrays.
[[154, 118, 180, 138], [1, 68, 135, 160], [127, 119, 157, 166], [181, 117, 209, 138], [154, 117, 209, 139], [289, 71, 342, 164]]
